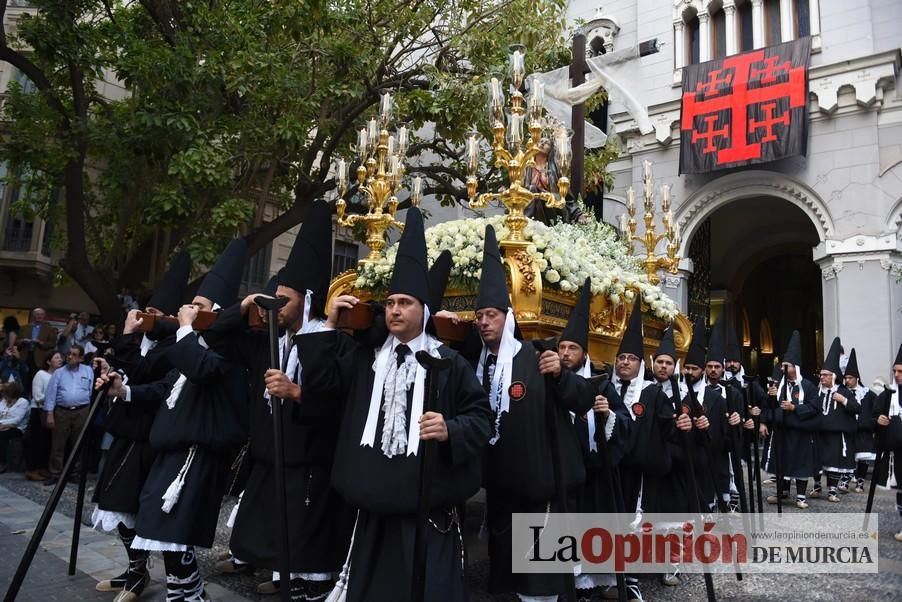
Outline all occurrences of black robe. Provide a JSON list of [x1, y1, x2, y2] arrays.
[[298, 329, 491, 602], [231, 326, 354, 573], [762, 379, 820, 481], [481, 345, 594, 597], [92, 330, 175, 514], [683, 381, 730, 508], [573, 374, 631, 514], [615, 378, 678, 518], [816, 385, 860, 472], [854, 387, 877, 459], [127, 328, 249, 548], [641, 378, 691, 514]]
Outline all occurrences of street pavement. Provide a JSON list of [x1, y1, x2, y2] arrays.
[[1, 468, 901, 601]]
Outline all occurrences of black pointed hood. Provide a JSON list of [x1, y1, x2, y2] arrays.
[[724, 309, 742, 363], [684, 317, 707, 368], [782, 330, 802, 366], [428, 250, 453, 315], [823, 336, 842, 380], [277, 201, 333, 315], [844, 348, 860, 381], [475, 225, 510, 311], [560, 278, 592, 351], [196, 239, 246, 308], [387, 208, 430, 305], [706, 317, 725, 366], [263, 274, 279, 296], [655, 325, 677, 361], [617, 296, 644, 358], [146, 251, 191, 316], [894, 342, 902, 367]]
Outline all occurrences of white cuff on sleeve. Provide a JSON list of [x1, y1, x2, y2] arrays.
[[604, 411, 616, 442], [123, 385, 132, 402], [175, 325, 193, 342]]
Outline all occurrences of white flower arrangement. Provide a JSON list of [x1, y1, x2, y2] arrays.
[[354, 215, 679, 320]]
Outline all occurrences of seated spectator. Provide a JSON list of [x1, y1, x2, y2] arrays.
[[84, 325, 111, 360], [0, 344, 29, 388], [0, 382, 29, 473], [24, 351, 62, 481]]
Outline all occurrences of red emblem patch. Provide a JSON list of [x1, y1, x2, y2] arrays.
[[579, 414, 589, 423], [681, 404, 691, 416], [632, 402, 646, 418], [509, 381, 526, 401]]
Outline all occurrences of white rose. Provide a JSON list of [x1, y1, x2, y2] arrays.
[[546, 269, 561, 283]]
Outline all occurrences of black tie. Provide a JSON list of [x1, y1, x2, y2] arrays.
[[619, 378, 630, 399], [395, 344, 410, 368], [483, 354, 497, 393]]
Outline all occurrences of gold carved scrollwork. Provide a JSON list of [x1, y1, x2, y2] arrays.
[[511, 250, 537, 295]]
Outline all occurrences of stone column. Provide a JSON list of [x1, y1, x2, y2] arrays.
[[751, 0, 764, 49], [724, 1, 737, 56], [780, 0, 794, 42], [665, 258, 694, 315], [698, 12, 711, 63], [815, 244, 902, 386], [673, 20, 685, 70]]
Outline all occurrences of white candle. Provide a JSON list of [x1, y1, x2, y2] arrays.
[[357, 128, 368, 161], [380, 92, 392, 126], [620, 214, 630, 239], [367, 119, 378, 152], [397, 126, 408, 158], [673, 222, 681, 243], [467, 135, 478, 175], [412, 176, 422, 205], [490, 78, 502, 106], [643, 160, 652, 182], [387, 135, 396, 158], [337, 158, 347, 191], [627, 187, 636, 213], [511, 50, 524, 87]]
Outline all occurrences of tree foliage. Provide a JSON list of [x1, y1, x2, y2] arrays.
[[0, 0, 572, 319]]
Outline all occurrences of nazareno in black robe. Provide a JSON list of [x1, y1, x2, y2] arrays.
[[762, 378, 820, 481], [126, 325, 249, 549], [482, 344, 594, 598], [230, 325, 355, 573], [641, 379, 692, 514], [298, 328, 492, 602], [854, 387, 878, 461], [816, 385, 860, 473], [92, 324, 177, 516], [572, 374, 631, 515]]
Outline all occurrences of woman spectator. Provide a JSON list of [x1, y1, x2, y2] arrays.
[[0, 344, 29, 388], [84, 324, 111, 360], [23, 351, 62, 481], [0, 382, 29, 473], [1, 316, 20, 349]]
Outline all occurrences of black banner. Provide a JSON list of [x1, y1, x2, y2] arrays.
[[679, 38, 811, 175]]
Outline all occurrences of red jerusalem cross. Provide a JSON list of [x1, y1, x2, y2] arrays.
[[681, 49, 806, 164]]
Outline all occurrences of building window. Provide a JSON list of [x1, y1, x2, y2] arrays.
[[738, 0, 754, 51], [711, 5, 727, 59], [1, 165, 35, 252], [242, 242, 272, 293], [764, 0, 782, 46], [686, 12, 700, 65], [793, 0, 810, 37], [12, 68, 36, 94], [332, 239, 358, 277]]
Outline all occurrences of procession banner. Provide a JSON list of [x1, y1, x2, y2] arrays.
[[679, 38, 811, 174]]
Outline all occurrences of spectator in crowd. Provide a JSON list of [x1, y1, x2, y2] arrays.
[[0, 382, 30, 473], [43, 344, 93, 485], [104, 323, 117, 340], [1, 316, 20, 349], [24, 351, 62, 481], [18, 308, 59, 390], [59, 311, 94, 353], [84, 325, 112, 360], [0, 344, 29, 388]]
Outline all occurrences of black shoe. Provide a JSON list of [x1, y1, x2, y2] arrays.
[[302, 578, 335, 601]]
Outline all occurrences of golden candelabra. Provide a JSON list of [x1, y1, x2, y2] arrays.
[[619, 160, 681, 285], [335, 92, 422, 262], [466, 45, 571, 243]]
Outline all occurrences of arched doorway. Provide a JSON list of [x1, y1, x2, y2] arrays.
[[677, 172, 831, 378]]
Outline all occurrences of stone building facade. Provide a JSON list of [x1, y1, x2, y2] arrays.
[[563, 0, 902, 382]]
